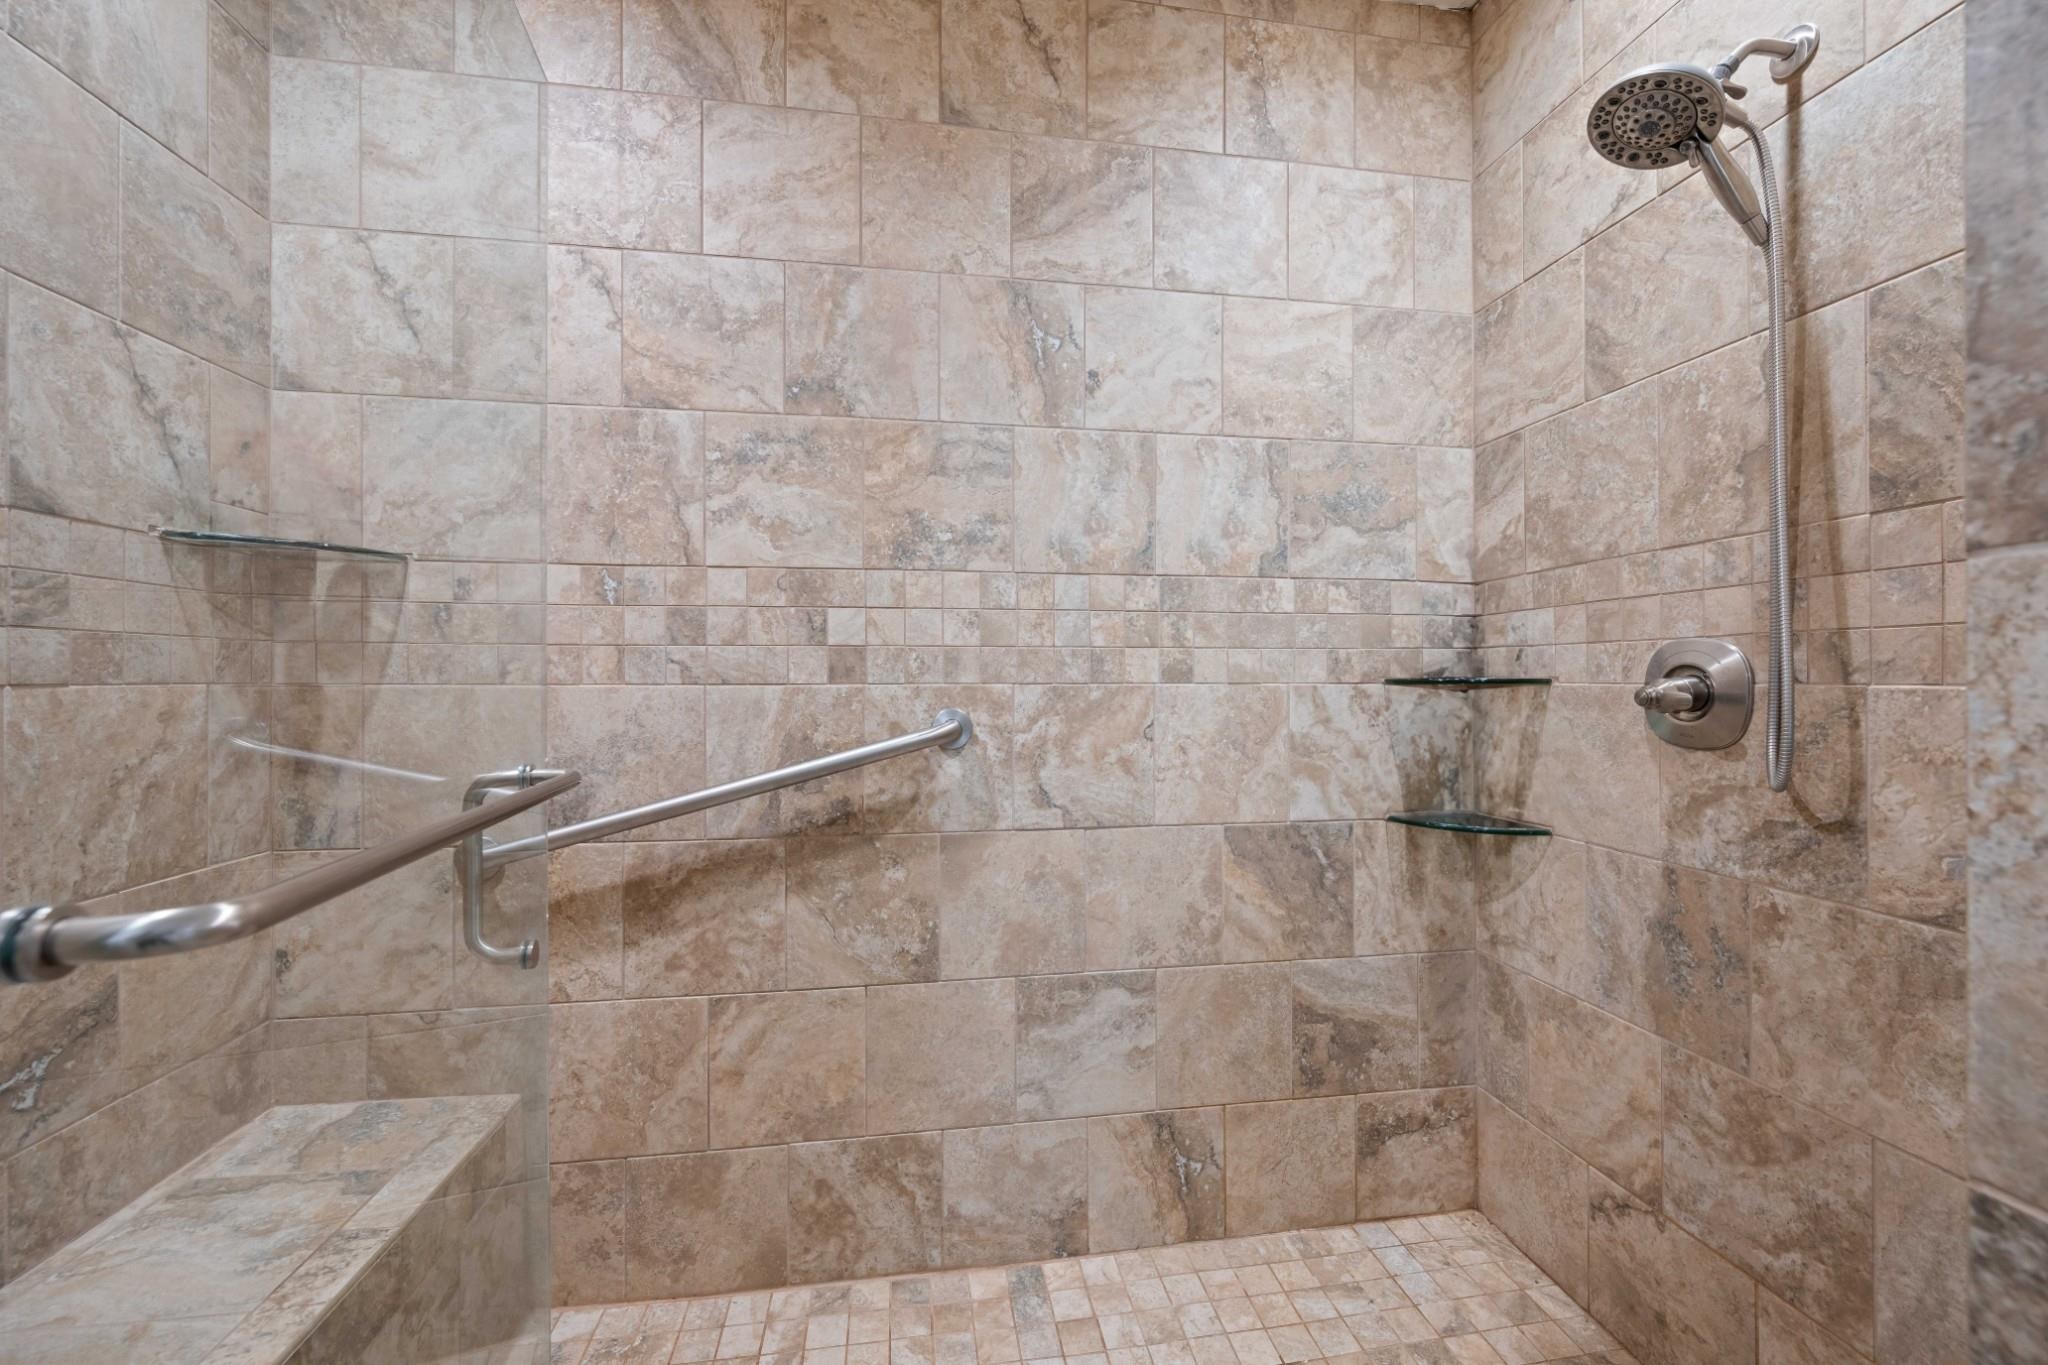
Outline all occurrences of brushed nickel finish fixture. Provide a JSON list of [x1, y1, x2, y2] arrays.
[[456, 710, 975, 967], [0, 769, 582, 986], [1586, 23, 1817, 791], [1636, 637, 1754, 751]]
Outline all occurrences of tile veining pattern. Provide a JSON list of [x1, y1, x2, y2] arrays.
[[1464, 0, 1976, 1362], [551, 1212, 1638, 1365]]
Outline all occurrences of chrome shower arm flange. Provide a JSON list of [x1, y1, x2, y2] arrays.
[[1714, 24, 1820, 85]]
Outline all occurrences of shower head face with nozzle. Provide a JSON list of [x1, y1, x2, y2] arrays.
[[1586, 63, 1726, 169]]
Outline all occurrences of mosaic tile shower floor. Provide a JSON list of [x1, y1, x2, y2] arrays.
[[551, 1211, 1636, 1365]]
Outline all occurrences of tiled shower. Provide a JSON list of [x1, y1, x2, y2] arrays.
[[0, 0, 2040, 1362]]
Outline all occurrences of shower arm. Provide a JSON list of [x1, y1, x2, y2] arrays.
[[454, 710, 975, 967], [1711, 24, 1821, 92]]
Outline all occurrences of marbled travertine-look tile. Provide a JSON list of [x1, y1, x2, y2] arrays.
[[552, 242, 622, 403], [702, 415, 867, 568], [5, 277, 209, 529], [545, 405, 703, 564], [1224, 298, 1353, 440], [1287, 440, 1416, 578], [1087, 1108, 1225, 1252], [9, 0, 207, 162], [1969, 1193, 2048, 1363], [1011, 137, 1152, 287], [1156, 685, 1290, 824], [1471, 0, 1579, 169], [786, 834, 941, 987], [546, 86, 702, 253], [1415, 447, 1474, 581], [1517, 67, 1653, 276], [1287, 164, 1413, 307], [787, 0, 940, 120], [704, 684, 865, 836], [1287, 683, 1430, 822], [939, 276, 1085, 426], [1868, 255, 1966, 511], [1471, 146, 1523, 307], [1014, 682, 1156, 828], [271, 57, 361, 227], [1787, 291, 1871, 527], [1587, 853, 1752, 1074], [943, 1121, 1089, 1265], [1085, 288, 1223, 435], [622, 839, 785, 998], [627, 1148, 789, 1297], [862, 684, 1017, 833], [1353, 308, 1472, 447], [208, 368, 270, 517], [787, 1133, 945, 1281], [1359, 821, 1482, 956], [1224, 1096, 1356, 1235], [1474, 249, 1583, 443], [272, 860, 447, 1017], [867, 979, 1017, 1132], [360, 68, 540, 240], [1156, 964, 1291, 1107], [1016, 970, 1157, 1119], [120, 129, 270, 381], [1354, 36, 1470, 179], [862, 422, 1014, 570], [1873, 1146, 1968, 1365], [703, 103, 861, 264], [1, 685, 205, 908], [1156, 436, 1286, 577], [546, 685, 706, 844], [1477, 1091, 1588, 1301], [550, 844, 624, 1003], [939, 0, 1085, 137], [1083, 826, 1227, 970], [623, 0, 783, 102], [1966, 548, 2048, 1208], [1657, 335, 1771, 545], [1473, 432, 1525, 580], [273, 227, 545, 400], [1581, 180, 1752, 398], [1013, 429, 1157, 575], [708, 988, 866, 1146], [1521, 380, 1657, 569], [1413, 177, 1473, 314], [1866, 684, 1967, 924], [1290, 956, 1418, 1095], [861, 120, 1011, 275], [1780, 13, 1964, 312], [1087, 0, 1225, 151], [786, 265, 941, 419], [272, 0, 454, 68], [208, 11, 267, 215], [1504, 685, 1664, 858], [514, 0, 623, 85], [623, 251, 782, 412], [1153, 149, 1289, 296], [458, 0, 548, 78], [1355, 1088, 1474, 1217], [940, 830, 1087, 978], [1749, 886, 1966, 1168], [1662, 1046, 1876, 1348], [1223, 821, 1354, 961], [549, 997, 708, 1162], [1225, 18, 1352, 166], [1587, 1172, 1760, 1365], [362, 398, 542, 559], [0, 31, 119, 312]]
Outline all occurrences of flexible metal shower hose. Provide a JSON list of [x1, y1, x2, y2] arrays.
[[1752, 129, 1795, 792]]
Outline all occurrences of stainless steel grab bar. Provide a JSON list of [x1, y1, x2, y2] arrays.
[[454, 710, 974, 967], [0, 768, 583, 986]]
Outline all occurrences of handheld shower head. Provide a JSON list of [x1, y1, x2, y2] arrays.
[[1585, 63, 1727, 171], [1585, 61, 1769, 246]]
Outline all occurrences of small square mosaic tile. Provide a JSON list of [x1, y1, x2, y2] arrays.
[[550, 1211, 1637, 1365]]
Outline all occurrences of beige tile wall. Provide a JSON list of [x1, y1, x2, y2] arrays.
[[249, 0, 1491, 1308], [1463, 0, 1976, 1361], [1962, 0, 2048, 1352]]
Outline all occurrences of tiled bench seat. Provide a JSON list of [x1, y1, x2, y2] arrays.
[[0, 1096, 532, 1364]]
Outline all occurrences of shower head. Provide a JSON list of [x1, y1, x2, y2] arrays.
[[1584, 60, 1770, 246], [1585, 62, 1728, 171]]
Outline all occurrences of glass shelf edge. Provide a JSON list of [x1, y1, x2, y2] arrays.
[[1386, 810, 1553, 837], [154, 528, 410, 562], [1381, 676, 1552, 690]]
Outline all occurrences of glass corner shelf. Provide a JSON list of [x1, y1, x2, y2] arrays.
[[1382, 676, 1552, 691], [1387, 810, 1552, 837], [154, 528, 410, 562]]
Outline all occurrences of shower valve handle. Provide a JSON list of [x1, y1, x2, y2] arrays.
[[1635, 673, 1712, 716]]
